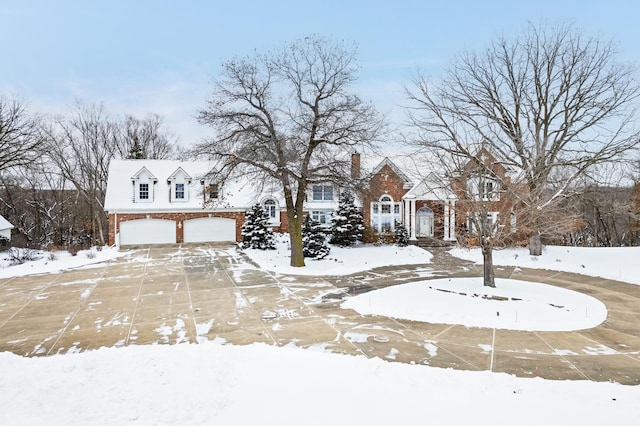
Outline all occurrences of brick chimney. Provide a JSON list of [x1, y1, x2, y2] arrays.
[[351, 152, 361, 180]]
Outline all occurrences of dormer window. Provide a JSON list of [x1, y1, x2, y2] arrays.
[[139, 183, 149, 200], [167, 167, 191, 202], [207, 183, 219, 200], [131, 166, 157, 203], [175, 183, 185, 199]]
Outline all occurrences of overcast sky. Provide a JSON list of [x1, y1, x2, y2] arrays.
[[2, 0, 639, 146]]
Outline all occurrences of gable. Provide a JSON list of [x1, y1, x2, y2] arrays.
[[0, 215, 14, 231]]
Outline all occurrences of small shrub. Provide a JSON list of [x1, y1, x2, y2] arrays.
[[48, 252, 58, 261], [95, 245, 103, 252], [85, 250, 97, 259], [7, 248, 42, 265]]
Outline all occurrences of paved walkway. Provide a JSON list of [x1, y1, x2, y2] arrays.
[[0, 245, 639, 384]]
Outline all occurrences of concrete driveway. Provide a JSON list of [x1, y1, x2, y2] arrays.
[[0, 245, 639, 384]]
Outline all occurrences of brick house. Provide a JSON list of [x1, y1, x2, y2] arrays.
[[104, 151, 515, 247], [104, 160, 337, 246]]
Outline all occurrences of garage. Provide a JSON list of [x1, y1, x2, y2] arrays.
[[119, 218, 176, 246], [183, 217, 236, 243]]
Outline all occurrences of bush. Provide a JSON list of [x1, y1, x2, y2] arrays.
[[7, 247, 42, 265], [394, 221, 409, 247]]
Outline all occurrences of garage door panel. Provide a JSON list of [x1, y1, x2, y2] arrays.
[[183, 217, 236, 243], [119, 219, 176, 246]]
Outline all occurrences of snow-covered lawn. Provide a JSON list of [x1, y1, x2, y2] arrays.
[[1, 342, 638, 426], [244, 234, 432, 275], [450, 245, 640, 285], [342, 277, 607, 331], [1, 241, 639, 424], [0, 246, 125, 279]]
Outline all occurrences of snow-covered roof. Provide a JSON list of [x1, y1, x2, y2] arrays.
[[0, 214, 14, 231], [403, 172, 455, 200], [104, 160, 270, 212]]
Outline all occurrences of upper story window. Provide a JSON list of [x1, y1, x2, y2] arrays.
[[468, 175, 499, 201], [207, 183, 219, 200], [175, 183, 185, 199], [139, 183, 149, 200], [312, 184, 333, 201], [132, 166, 156, 203]]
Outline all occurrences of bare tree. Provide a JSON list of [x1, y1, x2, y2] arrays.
[[196, 36, 384, 267], [0, 96, 42, 172], [406, 22, 640, 259], [42, 102, 117, 245], [115, 114, 178, 159]]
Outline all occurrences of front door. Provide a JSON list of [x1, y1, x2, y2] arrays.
[[416, 207, 434, 237]]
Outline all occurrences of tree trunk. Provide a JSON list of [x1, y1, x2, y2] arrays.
[[481, 244, 496, 288], [288, 212, 305, 267], [529, 232, 542, 256]]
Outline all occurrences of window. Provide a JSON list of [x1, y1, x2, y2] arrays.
[[263, 199, 277, 219], [311, 210, 331, 225], [139, 183, 149, 200], [207, 183, 219, 200], [371, 195, 402, 233], [312, 184, 333, 201], [470, 175, 499, 201], [175, 183, 185, 199]]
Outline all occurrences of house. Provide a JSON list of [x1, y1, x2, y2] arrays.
[[104, 151, 516, 247], [0, 214, 14, 242], [104, 160, 338, 246]]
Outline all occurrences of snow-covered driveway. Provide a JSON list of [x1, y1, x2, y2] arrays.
[[0, 244, 639, 384]]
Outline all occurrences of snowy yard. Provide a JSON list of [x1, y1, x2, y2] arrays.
[[0, 240, 639, 424]]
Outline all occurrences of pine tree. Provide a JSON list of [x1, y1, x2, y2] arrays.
[[127, 137, 145, 159], [329, 191, 364, 247], [303, 215, 330, 259], [241, 204, 276, 250], [394, 220, 409, 247]]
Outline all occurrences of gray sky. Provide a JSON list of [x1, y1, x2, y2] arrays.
[[2, 0, 639, 145]]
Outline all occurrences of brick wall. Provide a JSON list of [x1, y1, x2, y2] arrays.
[[361, 164, 410, 227]]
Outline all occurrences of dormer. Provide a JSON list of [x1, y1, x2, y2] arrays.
[[167, 167, 192, 202], [200, 172, 221, 202], [131, 166, 157, 203]]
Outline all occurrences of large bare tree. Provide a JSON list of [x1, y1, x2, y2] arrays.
[[196, 36, 384, 267], [0, 96, 42, 173], [406, 22, 640, 257]]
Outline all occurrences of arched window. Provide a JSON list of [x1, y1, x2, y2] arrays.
[[263, 199, 277, 219], [371, 194, 402, 233]]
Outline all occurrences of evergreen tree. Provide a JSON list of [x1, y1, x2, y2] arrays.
[[329, 191, 364, 247], [241, 204, 276, 250], [394, 221, 409, 247], [127, 137, 145, 159], [303, 215, 330, 259]]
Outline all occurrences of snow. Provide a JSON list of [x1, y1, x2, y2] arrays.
[[1, 242, 640, 424], [1, 342, 638, 425], [342, 277, 607, 331], [243, 234, 433, 276], [0, 246, 125, 278], [450, 245, 640, 285]]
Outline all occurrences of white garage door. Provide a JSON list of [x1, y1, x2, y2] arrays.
[[183, 217, 236, 243], [119, 219, 176, 246]]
